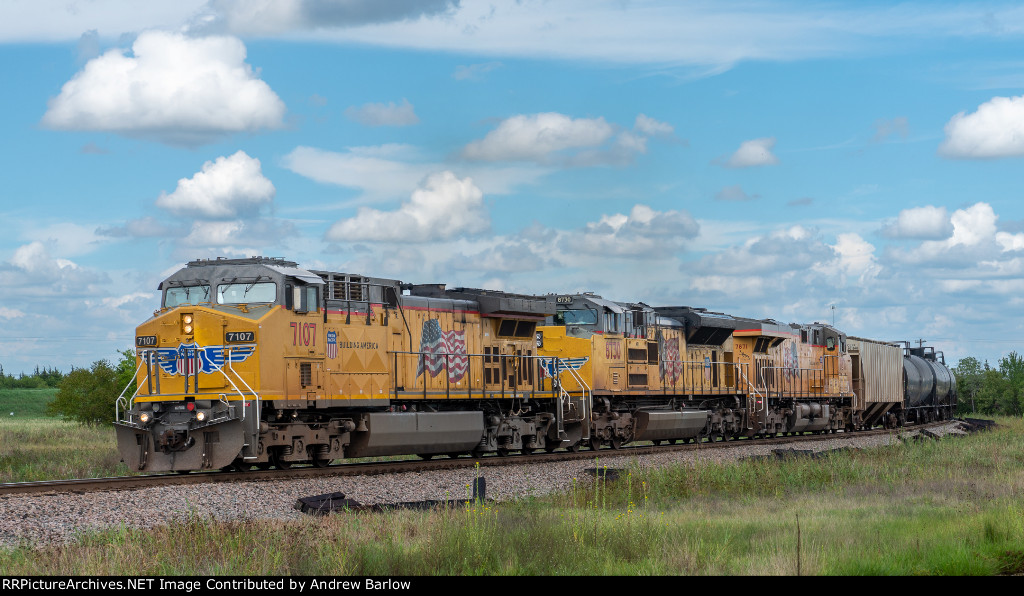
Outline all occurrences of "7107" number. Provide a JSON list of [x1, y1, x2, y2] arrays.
[[291, 322, 317, 346]]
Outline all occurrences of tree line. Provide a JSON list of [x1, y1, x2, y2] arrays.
[[953, 352, 1024, 417], [0, 365, 65, 389]]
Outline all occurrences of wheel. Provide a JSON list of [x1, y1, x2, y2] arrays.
[[417, 453, 434, 460], [521, 447, 535, 455], [221, 460, 251, 472], [272, 450, 292, 469], [496, 447, 510, 457], [610, 437, 622, 450], [589, 435, 602, 451], [312, 455, 332, 468], [255, 462, 272, 470], [652, 440, 662, 446], [568, 441, 581, 453]]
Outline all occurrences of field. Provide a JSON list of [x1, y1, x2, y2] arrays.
[[1, 397, 1021, 575], [0, 388, 131, 482]]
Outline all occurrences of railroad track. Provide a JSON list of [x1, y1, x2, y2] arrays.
[[0, 421, 955, 497]]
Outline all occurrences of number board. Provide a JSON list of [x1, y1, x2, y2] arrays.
[[225, 331, 256, 343], [136, 335, 157, 347], [556, 296, 573, 304]]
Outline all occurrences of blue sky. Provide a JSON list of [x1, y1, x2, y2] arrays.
[[2, 0, 1024, 374]]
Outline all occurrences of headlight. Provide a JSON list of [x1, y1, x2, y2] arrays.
[[195, 411, 206, 422], [139, 412, 151, 424], [181, 313, 194, 334]]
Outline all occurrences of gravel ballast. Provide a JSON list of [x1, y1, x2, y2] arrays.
[[0, 422, 965, 549]]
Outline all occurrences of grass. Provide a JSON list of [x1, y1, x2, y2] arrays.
[[0, 393, 130, 481], [0, 418, 130, 482], [0, 387, 56, 419], [1, 416, 1022, 575]]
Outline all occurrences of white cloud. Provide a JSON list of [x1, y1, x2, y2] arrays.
[[0, 307, 25, 320], [899, 203, 1001, 265], [881, 205, 953, 239], [947, 202, 997, 247], [996, 231, 1024, 252], [449, 240, 547, 273], [0, 2, 206, 42], [10, 242, 77, 274], [97, 217, 185, 239], [100, 292, 155, 309], [560, 204, 699, 258], [715, 185, 758, 201], [724, 137, 779, 168], [325, 172, 488, 243], [183, 221, 245, 247], [831, 233, 880, 283], [156, 151, 275, 219], [41, 30, 285, 145], [1, 242, 105, 301], [282, 145, 427, 200], [191, 0, 458, 36], [634, 114, 674, 137], [345, 98, 420, 127], [691, 225, 831, 277], [939, 95, 1024, 158], [20, 222, 110, 258], [461, 111, 671, 166], [462, 113, 615, 163], [180, 219, 295, 249], [282, 144, 549, 201], [453, 61, 502, 81]]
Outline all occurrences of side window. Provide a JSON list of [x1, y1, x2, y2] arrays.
[[291, 284, 318, 313], [305, 286, 318, 313]]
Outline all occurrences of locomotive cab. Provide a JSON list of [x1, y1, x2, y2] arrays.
[[116, 257, 327, 472]]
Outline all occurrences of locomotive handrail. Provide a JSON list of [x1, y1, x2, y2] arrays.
[[204, 347, 261, 425], [735, 365, 766, 431], [658, 358, 746, 394], [388, 350, 558, 401], [114, 354, 149, 423], [551, 356, 592, 441], [118, 347, 261, 425], [758, 365, 852, 399]]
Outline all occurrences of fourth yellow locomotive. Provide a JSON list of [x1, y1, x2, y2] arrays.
[[115, 257, 957, 472]]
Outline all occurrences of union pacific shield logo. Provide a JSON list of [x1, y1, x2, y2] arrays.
[[326, 331, 338, 359], [150, 342, 256, 376]]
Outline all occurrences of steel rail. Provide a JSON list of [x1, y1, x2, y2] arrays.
[[0, 421, 955, 497]]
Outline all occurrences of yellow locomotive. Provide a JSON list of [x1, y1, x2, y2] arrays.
[[115, 257, 956, 472], [116, 257, 566, 471]]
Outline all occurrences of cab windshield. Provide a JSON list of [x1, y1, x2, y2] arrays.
[[556, 309, 598, 326], [164, 285, 211, 308], [218, 282, 277, 305]]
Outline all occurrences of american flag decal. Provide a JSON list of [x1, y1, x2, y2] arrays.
[[659, 334, 682, 383], [416, 319, 468, 383], [326, 331, 338, 359], [176, 346, 197, 377]]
